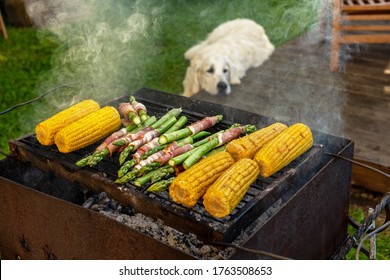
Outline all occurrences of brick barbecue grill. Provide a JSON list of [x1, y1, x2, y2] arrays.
[[0, 88, 354, 259]]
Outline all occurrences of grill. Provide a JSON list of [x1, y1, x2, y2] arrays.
[[0, 88, 354, 259]]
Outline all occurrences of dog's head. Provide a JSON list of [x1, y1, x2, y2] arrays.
[[183, 52, 232, 97]]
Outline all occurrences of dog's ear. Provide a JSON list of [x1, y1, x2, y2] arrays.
[[183, 62, 200, 97], [226, 58, 242, 85], [184, 42, 206, 60]]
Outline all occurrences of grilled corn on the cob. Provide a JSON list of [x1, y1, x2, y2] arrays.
[[253, 123, 313, 178], [54, 106, 121, 153], [169, 151, 235, 208], [35, 99, 100, 146], [226, 122, 287, 161], [203, 158, 260, 218]]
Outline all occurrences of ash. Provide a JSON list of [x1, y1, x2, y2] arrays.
[[82, 192, 234, 259]]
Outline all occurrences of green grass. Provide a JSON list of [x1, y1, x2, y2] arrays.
[[346, 207, 390, 260], [0, 28, 57, 155]]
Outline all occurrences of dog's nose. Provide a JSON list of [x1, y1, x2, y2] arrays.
[[217, 82, 227, 90]]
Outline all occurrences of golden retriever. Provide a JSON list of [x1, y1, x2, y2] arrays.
[[182, 18, 274, 97]]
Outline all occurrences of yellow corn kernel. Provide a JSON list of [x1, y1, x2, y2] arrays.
[[54, 106, 121, 153], [169, 151, 235, 208], [203, 158, 260, 218], [226, 122, 287, 161], [35, 100, 100, 146], [253, 123, 313, 178]]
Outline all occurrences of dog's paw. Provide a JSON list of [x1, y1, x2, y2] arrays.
[[182, 91, 194, 97], [230, 77, 241, 85]]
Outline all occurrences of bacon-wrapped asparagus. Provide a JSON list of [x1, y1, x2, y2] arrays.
[[116, 116, 178, 165], [118, 96, 148, 126], [116, 141, 181, 184], [131, 115, 188, 163], [113, 108, 182, 165], [158, 115, 223, 145], [182, 124, 256, 169], [134, 141, 194, 170], [117, 133, 206, 178], [119, 102, 139, 125], [129, 95, 148, 122]]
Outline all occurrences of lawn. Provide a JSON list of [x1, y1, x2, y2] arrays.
[[0, 0, 388, 260]]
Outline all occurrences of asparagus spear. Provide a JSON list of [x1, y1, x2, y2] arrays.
[[191, 131, 211, 141], [115, 168, 139, 184], [204, 145, 226, 157], [134, 165, 175, 187], [117, 158, 136, 178], [146, 177, 175, 192], [137, 161, 161, 177], [164, 115, 187, 133], [183, 138, 219, 169]]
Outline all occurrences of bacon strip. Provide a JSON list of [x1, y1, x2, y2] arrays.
[[127, 129, 161, 151], [121, 126, 154, 146], [134, 141, 181, 170], [187, 115, 221, 135], [96, 127, 128, 152], [158, 143, 194, 165], [132, 100, 147, 113], [217, 126, 245, 146], [133, 137, 160, 163], [118, 103, 137, 121]]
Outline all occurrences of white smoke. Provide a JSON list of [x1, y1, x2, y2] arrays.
[[24, 0, 164, 108]]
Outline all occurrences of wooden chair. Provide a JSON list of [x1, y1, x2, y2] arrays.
[[330, 0, 390, 71], [0, 11, 7, 40]]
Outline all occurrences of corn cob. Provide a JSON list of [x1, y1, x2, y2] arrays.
[[203, 158, 260, 218], [253, 123, 313, 178], [225, 122, 287, 162], [169, 151, 234, 208], [54, 106, 121, 153], [35, 99, 100, 146]]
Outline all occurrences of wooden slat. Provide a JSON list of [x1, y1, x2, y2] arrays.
[[343, 5, 390, 12], [351, 158, 390, 193], [0, 12, 7, 40], [342, 14, 390, 20], [342, 24, 390, 30], [342, 33, 390, 42], [385, 60, 390, 73]]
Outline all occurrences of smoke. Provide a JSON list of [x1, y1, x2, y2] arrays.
[[25, 0, 164, 108]]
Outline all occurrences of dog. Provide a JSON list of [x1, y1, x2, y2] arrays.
[[182, 18, 274, 97]]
